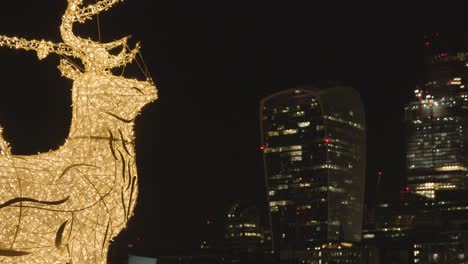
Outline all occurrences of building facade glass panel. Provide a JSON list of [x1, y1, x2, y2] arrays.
[[260, 86, 366, 263]]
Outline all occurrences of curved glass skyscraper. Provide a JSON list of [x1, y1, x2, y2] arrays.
[[260, 86, 366, 263]]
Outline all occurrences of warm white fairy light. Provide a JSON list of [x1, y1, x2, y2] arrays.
[[0, 0, 157, 263]]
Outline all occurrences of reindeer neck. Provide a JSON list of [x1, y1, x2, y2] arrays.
[[66, 107, 136, 149]]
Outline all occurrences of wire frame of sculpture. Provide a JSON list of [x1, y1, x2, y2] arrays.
[[0, 0, 157, 263]]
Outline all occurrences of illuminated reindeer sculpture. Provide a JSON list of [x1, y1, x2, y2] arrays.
[[0, 0, 157, 263]]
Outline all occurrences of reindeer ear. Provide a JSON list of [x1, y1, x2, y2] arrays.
[[59, 59, 83, 80]]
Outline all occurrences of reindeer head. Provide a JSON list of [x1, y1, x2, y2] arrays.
[[0, 0, 157, 122], [72, 73, 158, 123], [58, 0, 158, 123]]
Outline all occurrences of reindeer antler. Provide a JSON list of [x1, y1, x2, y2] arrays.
[[0, 0, 141, 77], [68, 0, 122, 23], [0, 36, 74, 60], [59, 0, 141, 73]]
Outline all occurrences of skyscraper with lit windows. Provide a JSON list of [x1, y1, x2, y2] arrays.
[[406, 33, 468, 199], [396, 32, 468, 264], [224, 203, 265, 256], [405, 94, 468, 199], [260, 85, 366, 263]]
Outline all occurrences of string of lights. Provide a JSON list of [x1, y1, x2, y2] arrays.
[[0, 0, 157, 263]]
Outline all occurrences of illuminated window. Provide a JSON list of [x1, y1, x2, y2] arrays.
[[298, 121, 310, 127], [292, 111, 305, 117]]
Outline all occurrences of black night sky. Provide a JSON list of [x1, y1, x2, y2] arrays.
[[0, 0, 465, 259]]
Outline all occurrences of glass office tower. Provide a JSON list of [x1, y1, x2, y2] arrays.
[[406, 33, 468, 199], [405, 95, 468, 199], [260, 86, 366, 263], [396, 32, 468, 264]]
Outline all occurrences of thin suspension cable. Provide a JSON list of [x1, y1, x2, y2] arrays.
[[96, 0, 102, 42], [137, 51, 153, 83], [127, 46, 150, 80], [60, 54, 84, 72], [96, 14, 102, 42], [94, 0, 150, 81], [90, 0, 150, 81], [120, 63, 126, 77]]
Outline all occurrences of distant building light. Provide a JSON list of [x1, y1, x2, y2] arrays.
[[283, 129, 298, 135], [264, 145, 302, 153], [340, 242, 353, 248], [435, 166, 467, 172], [128, 255, 157, 264], [298, 121, 310, 128], [324, 138, 332, 144]]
